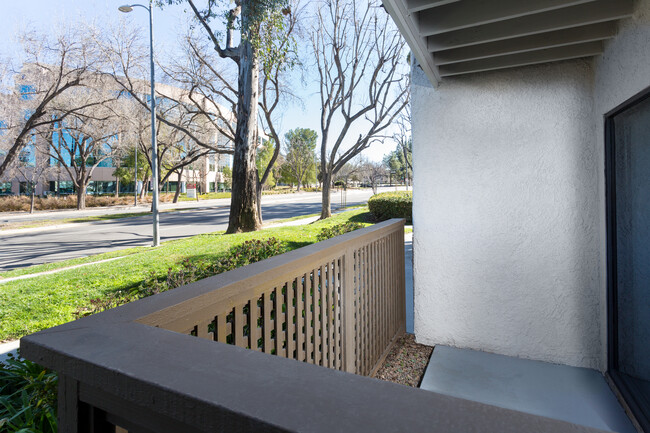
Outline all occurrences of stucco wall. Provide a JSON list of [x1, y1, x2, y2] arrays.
[[592, 0, 650, 371], [412, 0, 650, 371], [412, 60, 603, 369]]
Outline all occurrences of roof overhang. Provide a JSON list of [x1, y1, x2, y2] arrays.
[[382, 0, 635, 86]]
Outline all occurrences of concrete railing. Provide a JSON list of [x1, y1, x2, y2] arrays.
[[20, 219, 604, 432]]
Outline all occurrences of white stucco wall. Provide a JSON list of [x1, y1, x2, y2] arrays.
[[592, 0, 650, 371], [412, 60, 603, 369], [412, 0, 650, 371]]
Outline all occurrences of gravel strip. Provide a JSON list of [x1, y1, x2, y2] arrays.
[[374, 334, 433, 387]]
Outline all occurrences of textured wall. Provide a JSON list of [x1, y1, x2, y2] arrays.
[[412, 60, 604, 369], [593, 0, 650, 371]]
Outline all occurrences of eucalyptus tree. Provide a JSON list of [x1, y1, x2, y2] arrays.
[[103, 1, 300, 232], [312, 0, 410, 219]]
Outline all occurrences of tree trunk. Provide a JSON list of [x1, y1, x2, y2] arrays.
[[76, 185, 86, 210], [173, 172, 182, 203], [297, 181, 301, 192], [29, 190, 35, 214], [226, 34, 262, 234], [320, 173, 332, 219], [139, 177, 148, 201]]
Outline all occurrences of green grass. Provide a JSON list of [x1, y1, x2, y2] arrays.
[[0, 208, 374, 342], [178, 192, 231, 201]]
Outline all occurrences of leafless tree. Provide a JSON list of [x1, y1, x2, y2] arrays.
[[312, 0, 409, 219], [359, 157, 387, 195], [39, 88, 125, 209], [6, 143, 53, 213], [0, 26, 102, 178]]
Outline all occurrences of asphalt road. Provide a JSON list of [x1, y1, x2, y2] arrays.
[[0, 188, 388, 271]]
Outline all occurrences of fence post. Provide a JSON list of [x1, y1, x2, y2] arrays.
[[342, 247, 356, 374]]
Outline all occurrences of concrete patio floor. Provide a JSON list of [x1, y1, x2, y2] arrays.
[[420, 345, 636, 432]]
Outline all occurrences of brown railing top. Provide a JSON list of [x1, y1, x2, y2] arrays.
[[20, 220, 606, 433]]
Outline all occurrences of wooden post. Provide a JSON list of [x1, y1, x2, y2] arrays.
[[342, 248, 356, 373]]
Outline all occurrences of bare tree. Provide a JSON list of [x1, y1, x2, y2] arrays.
[[40, 88, 125, 209], [359, 157, 386, 195], [6, 142, 53, 213], [313, 0, 409, 219], [0, 26, 102, 177]]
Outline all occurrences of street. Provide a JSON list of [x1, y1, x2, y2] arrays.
[[0, 188, 393, 271]]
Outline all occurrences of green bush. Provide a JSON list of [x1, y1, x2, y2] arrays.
[[317, 222, 365, 241], [75, 238, 288, 318], [0, 353, 57, 433], [367, 191, 412, 224]]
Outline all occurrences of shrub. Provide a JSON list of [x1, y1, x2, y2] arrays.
[[0, 353, 57, 433], [317, 222, 364, 241], [367, 191, 412, 224], [75, 238, 287, 318]]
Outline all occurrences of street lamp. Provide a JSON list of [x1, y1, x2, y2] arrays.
[[119, 1, 160, 247]]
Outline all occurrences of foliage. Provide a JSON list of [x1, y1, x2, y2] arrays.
[[383, 144, 412, 184], [368, 192, 412, 224], [256, 140, 279, 189], [0, 353, 57, 433], [113, 146, 151, 186], [316, 222, 364, 241], [281, 128, 318, 190], [222, 166, 233, 189], [75, 237, 287, 317]]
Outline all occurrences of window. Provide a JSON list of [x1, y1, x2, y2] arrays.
[[606, 88, 650, 430], [19, 182, 34, 195], [0, 182, 12, 195], [18, 144, 36, 167], [58, 181, 74, 195]]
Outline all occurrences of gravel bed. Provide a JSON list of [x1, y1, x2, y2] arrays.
[[374, 333, 433, 387]]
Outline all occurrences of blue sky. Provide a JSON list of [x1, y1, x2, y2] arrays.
[[0, 0, 401, 162]]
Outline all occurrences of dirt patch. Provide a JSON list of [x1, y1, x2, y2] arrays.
[[374, 334, 433, 387]]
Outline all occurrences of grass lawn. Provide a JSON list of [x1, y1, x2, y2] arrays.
[[0, 208, 374, 342]]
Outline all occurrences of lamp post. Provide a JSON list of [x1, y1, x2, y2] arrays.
[[119, 1, 160, 247]]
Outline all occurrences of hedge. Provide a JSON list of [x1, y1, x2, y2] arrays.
[[368, 191, 412, 224]]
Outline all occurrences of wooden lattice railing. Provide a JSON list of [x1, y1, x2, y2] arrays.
[[20, 218, 602, 432], [137, 218, 406, 376]]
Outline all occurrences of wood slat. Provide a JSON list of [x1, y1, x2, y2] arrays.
[[234, 306, 246, 348], [433, 21, 617, 63], [287, 280, 296, 359], [418, 0, 597, 36], [296, 275, 305, 362], [306, 271, 314, 364], [250, 297, 260, 351], [216, 314, 227, 344], [320, 264, 328, 367], [334, 258, 341, 370], [426, 0, 633, 51], [312, 268, 321, 365], [275, 285, 285, 357], [438, 41, 604, 77], [264, 292, 273, 354], [406, 0, 460, 13]]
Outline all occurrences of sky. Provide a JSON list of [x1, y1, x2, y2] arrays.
[[0, 0, 404, 163]]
